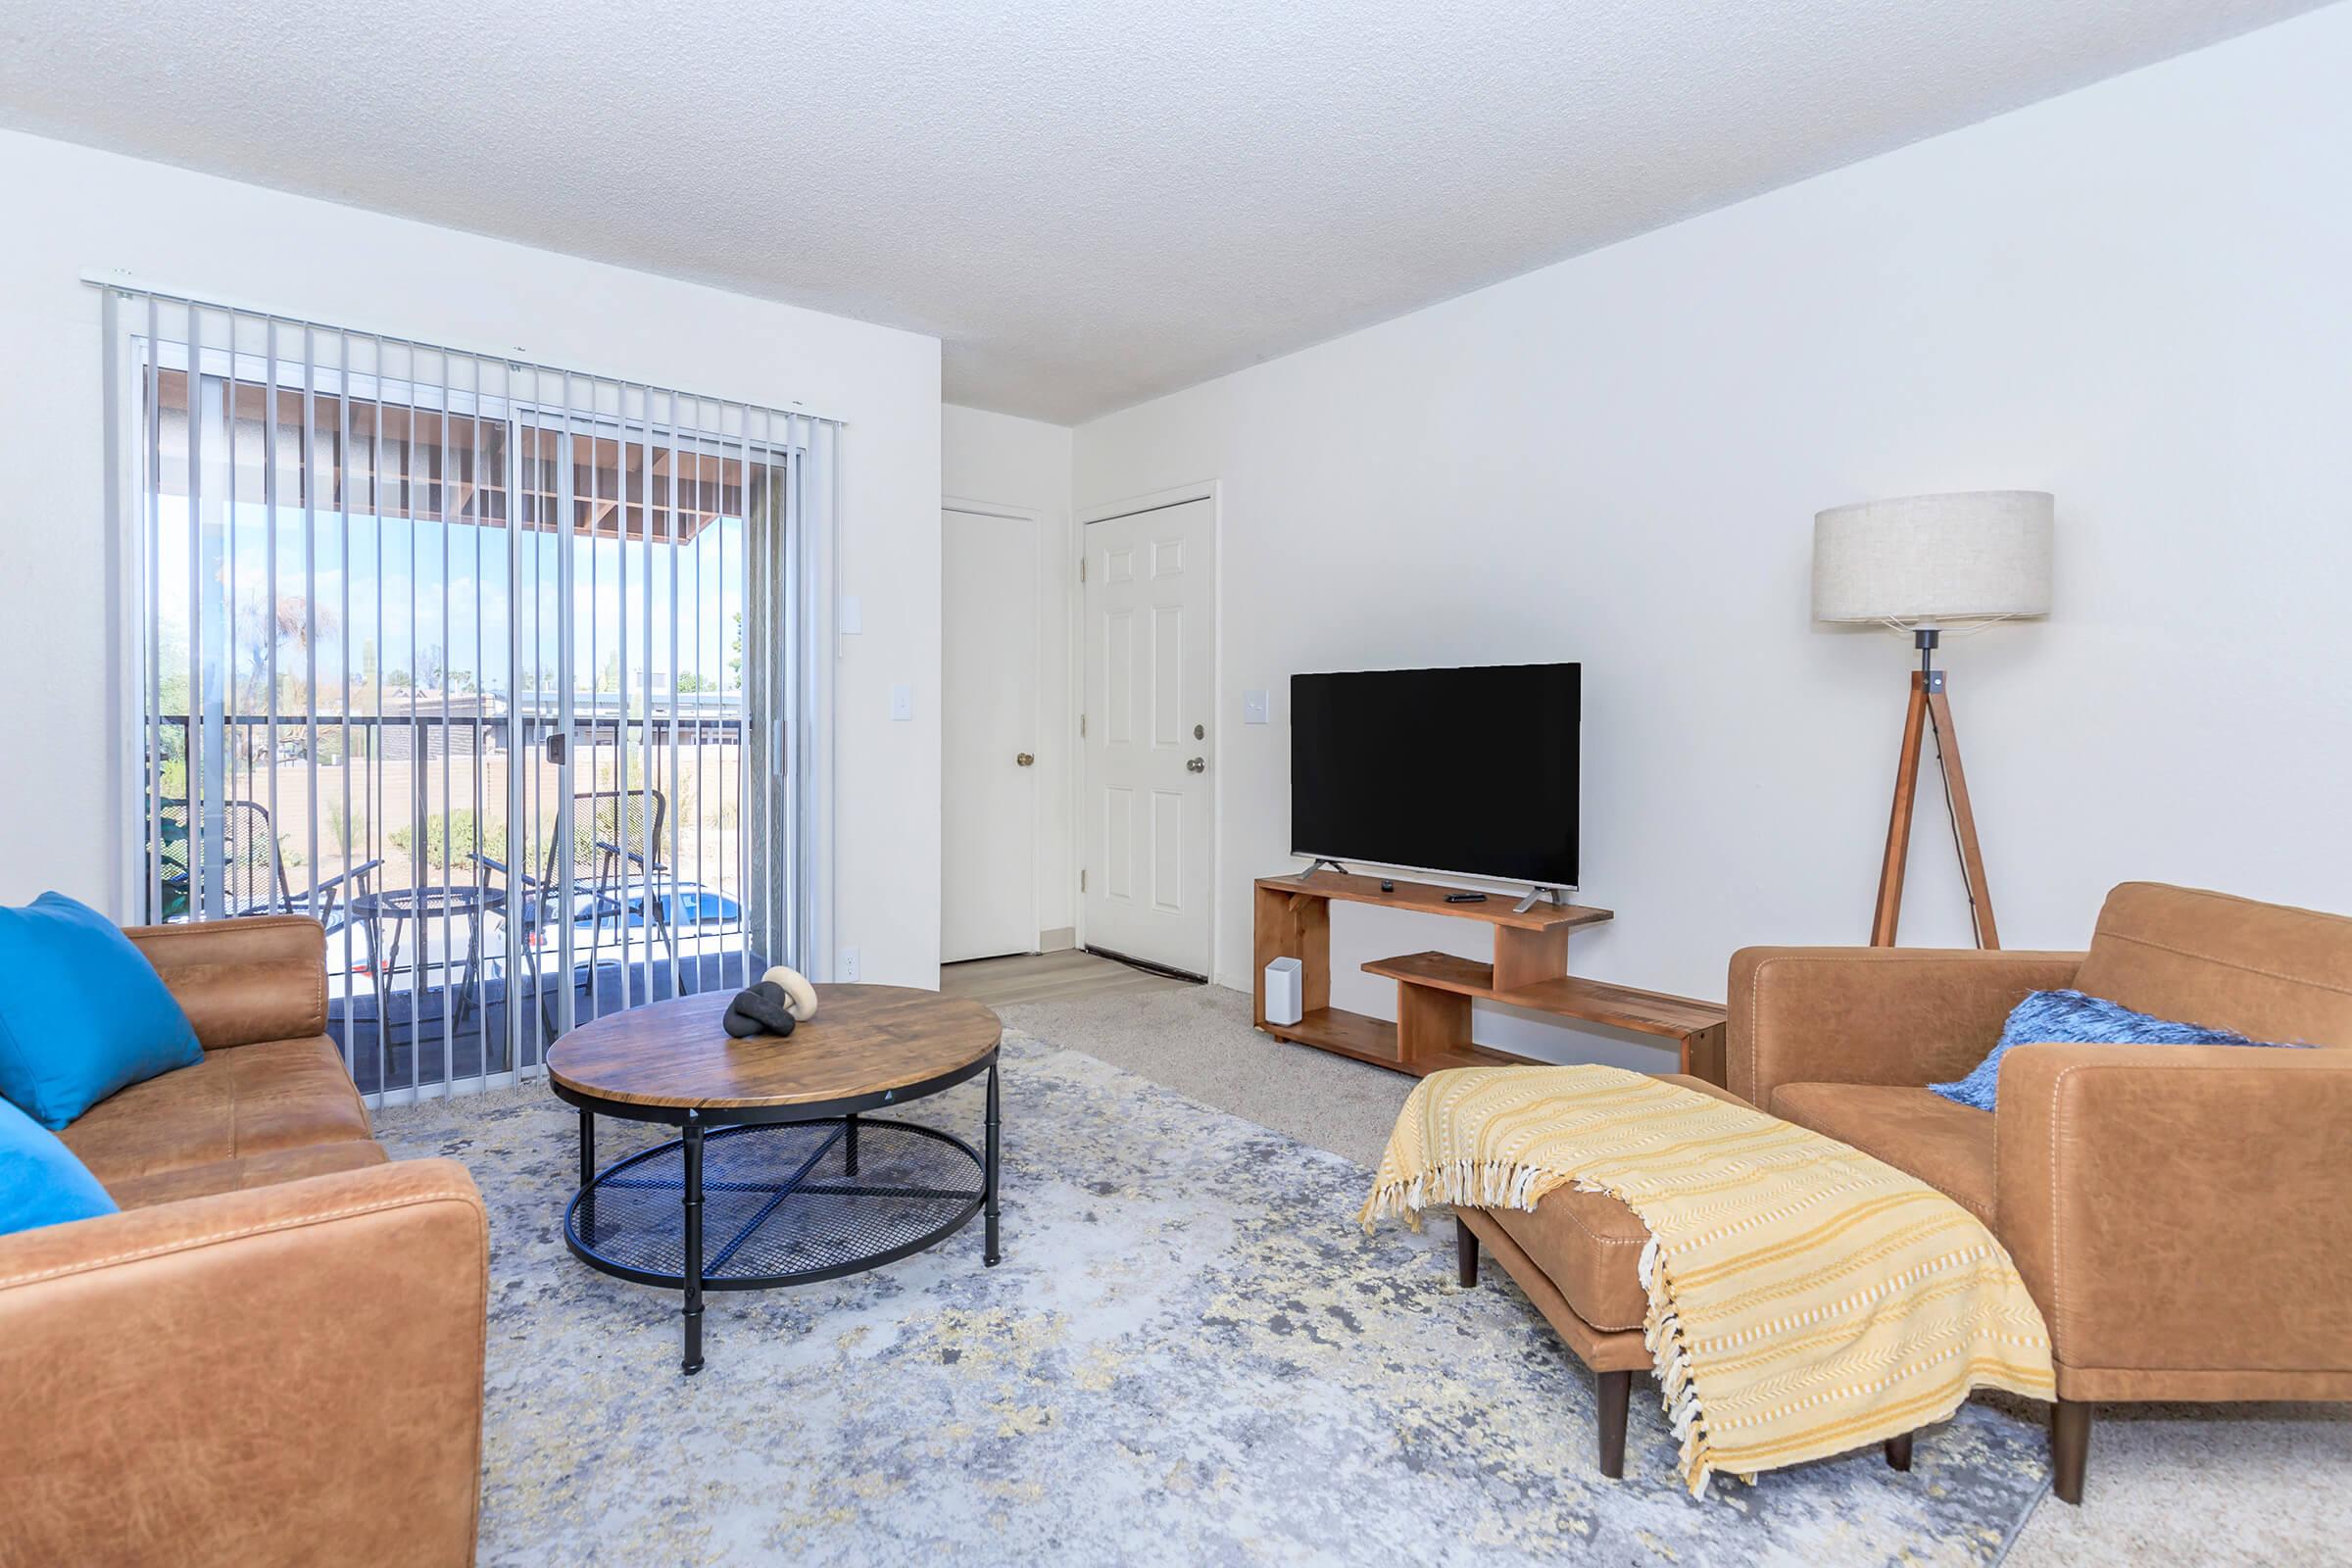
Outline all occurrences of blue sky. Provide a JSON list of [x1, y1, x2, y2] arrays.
[[155, 498, 747, 702]]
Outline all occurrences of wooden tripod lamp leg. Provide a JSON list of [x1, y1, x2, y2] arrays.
[[1871, 673, 1930, 947], [1873, 660, 2002, 951], [1924, 686, 2000, 949]]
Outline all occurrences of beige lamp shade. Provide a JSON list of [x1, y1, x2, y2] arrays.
[[1812, 490, 2054, 624]]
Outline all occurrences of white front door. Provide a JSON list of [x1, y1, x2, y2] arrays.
[[941, 508, 1042, 962], [1080, 498, 1214, 976]]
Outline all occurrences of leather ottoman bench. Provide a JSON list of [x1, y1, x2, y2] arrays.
[[1450, 1071, 1916, 1479]]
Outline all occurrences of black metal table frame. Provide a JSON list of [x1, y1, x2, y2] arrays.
[[551, 1049, 1001, 1374], [348, 883, 507, 1032]]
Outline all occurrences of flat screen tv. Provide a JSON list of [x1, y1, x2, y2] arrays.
[[1290, 662, 1581, 889]]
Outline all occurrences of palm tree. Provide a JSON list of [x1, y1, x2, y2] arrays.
[[238, 594, 340, 710]]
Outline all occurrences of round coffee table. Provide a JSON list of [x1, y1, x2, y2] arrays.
[[546, 984, 1004, 1373]]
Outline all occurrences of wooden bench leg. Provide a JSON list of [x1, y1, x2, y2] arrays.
[[1596, 1369, 1632, 1479], [1884, 1432, 1913, 1471], [1453, 1210, 1637, 1483], [2052, 1399, 2090, 1504]]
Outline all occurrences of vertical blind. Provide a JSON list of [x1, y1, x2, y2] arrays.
[[100, 285, 838, 1103]]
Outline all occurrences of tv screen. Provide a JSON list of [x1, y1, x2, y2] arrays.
[[1290, 662, 1580, 888]]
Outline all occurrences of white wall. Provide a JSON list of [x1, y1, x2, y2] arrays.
[[942, 404, 1077, 948], [0, 129, 947, 988], [1073, 7, 2352, 1067]]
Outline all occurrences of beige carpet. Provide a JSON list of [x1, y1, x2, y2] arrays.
[[997, 980, 2351, 1568]]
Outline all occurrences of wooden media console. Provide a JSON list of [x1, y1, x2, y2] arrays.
[[1251, 871, 1728, 1084]]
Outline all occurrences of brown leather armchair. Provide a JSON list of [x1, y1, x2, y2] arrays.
[[1730, 882, 2352, 1504], [0, 916, 488, 1568]]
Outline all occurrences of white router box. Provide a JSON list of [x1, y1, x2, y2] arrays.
[[1263, 956, 1303, 1027]]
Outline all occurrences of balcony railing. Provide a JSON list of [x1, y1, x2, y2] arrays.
[[147, 708, 758, 1101]]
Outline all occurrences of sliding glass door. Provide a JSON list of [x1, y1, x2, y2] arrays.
[[111, 293, 823, 1103]]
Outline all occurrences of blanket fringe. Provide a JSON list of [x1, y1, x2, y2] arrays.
[[1356, 1157, 1565, 1233], [1644, 1267, 1716, 1494]]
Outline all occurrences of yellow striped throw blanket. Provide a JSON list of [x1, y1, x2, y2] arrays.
[[1361, 1065, 2053, 1494]]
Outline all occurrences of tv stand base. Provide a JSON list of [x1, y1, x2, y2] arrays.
[[1511, 885, 1570, 915]]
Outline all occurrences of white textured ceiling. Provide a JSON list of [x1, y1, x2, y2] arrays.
[[0, 1, 2326, 421]]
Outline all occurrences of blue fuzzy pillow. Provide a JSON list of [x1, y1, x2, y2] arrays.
[[0, 1095, 118, 1236], [0, 893, 201, 1130], [1931, 989, 2302, 1112]]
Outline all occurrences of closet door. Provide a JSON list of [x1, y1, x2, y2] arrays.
[[942, 506, 1043, 963]]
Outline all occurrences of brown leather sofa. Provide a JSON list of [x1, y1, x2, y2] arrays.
[[1731, 881, 2352, 1504], [0, 916, 488, 1568]]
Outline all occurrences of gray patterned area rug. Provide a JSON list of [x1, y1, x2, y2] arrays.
[[373, 1031, 2049, 1566]]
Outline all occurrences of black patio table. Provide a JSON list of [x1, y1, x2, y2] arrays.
[[346, 883, 507, 1029]]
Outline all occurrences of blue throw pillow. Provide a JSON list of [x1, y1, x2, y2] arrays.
[[0, 1095, 119, 1235], [0, 893, 202, 1130], [1931, 988, 2301, 1112]]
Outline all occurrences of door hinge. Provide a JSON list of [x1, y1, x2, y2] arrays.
[[1080, 869, 1087, 892], [1079, 556, 1087, 582], [1079, 713, 1087, 737]]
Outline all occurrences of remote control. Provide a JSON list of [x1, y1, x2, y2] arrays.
[[1444, 892, 1488, 904]]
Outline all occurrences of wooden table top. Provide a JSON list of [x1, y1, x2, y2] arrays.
[[546, 985, 1003, 1111]]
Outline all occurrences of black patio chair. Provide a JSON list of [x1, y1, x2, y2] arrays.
[[157, 798, 381, 928], [468, 789, 679, 1028]]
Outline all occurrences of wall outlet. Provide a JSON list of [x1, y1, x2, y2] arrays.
[[1243, 688, 1269, 724], [890, 683, 913, 721], [837, 947, 861, 982]]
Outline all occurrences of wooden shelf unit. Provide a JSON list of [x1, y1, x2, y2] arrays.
[[1252, 871, 1729, 1084]]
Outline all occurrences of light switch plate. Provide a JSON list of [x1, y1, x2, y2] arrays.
[[840, 594, 863, 635], [1243, 689, 1269, 725], [890, 683, 913, 721]]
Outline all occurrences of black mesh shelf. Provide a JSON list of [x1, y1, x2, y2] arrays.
[[566, 1117, 986, 1290]]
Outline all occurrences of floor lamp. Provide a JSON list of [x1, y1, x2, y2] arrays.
[[1812, 491, 2053, 948]]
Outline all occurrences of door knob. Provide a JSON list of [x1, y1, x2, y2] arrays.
[[1016, 753, 1035, 767], [1187, 757, 1206, 773]]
